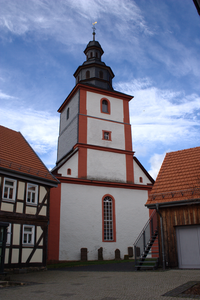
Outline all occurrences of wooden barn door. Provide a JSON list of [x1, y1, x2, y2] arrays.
[[176, 225, 200, 269]]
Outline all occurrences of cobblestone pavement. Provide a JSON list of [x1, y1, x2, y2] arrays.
[[0, 266, 200, 300]]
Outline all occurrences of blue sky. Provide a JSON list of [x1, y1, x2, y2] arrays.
[[0, 0, 200, 179]]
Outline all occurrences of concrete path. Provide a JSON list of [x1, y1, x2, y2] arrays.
[[0, 264, 200, 300]]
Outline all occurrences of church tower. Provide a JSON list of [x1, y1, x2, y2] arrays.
[[56, 27, 133, 184], [48, 28, 154, 262]]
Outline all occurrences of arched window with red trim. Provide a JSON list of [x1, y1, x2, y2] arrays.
[[102, 195, 116, 242], [100, 98, 110, 114]]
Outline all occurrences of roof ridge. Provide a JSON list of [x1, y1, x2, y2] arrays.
[[0, 158, 50, 178], [146, 146, 200, 206], [166, 146, 200, 154], [151, 152, 169, 195], [0, 125, 58, 184], [18, 131, 57, 182]]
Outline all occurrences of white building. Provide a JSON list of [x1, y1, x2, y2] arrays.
[[48, 33, 154, 262]]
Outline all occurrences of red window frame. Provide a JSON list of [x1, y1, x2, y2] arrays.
[[102, 130, 112, 141], [100, 98, 111, 114], [102, 194, 116, 242]]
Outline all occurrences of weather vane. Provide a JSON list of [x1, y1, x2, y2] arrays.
[[92, 21, 97, 41]]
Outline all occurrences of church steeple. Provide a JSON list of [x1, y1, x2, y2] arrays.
[[73, 24, 115, 91]]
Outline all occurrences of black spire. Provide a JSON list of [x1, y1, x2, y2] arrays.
[[73, 23, 115, 91]]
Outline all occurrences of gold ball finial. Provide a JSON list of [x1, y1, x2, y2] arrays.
[[92, 22, 97, 41]]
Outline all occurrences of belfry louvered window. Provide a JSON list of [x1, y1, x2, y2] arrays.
[[86, 70, 90, 79], [103, 196, 113, 241], [102, 99, 108, 113]]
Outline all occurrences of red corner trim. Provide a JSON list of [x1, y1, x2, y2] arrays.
[[78, 147, 87, 178], [48, 184, 61, 261], [79, 89, 87, 115], [123, 99, 130, 123], [124, 123, 132, 151], [126, 154, 134, 183]]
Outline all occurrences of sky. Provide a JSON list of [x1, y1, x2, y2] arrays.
[[0, 0, 200, 179]]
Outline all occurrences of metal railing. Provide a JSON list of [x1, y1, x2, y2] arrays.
[[134, 209, 158, 266]]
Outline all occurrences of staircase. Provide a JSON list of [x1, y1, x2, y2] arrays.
[[134, 209, 159, 270]]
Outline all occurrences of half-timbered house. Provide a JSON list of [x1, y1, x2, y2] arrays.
[[146, 147, 200, 269], [0, 125, 58, 269]]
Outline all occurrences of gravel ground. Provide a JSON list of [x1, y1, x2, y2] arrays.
[[0, 265, 200, 300]]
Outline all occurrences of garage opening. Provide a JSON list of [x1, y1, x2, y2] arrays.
[[176, 225, 200, 269]]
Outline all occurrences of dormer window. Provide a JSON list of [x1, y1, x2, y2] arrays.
[[90, 52, 93, 58], [86, 70, 90, 79], [96, 52, 98, 58]]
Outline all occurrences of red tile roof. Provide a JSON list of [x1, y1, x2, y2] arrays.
[[146, 147, 200, 206], [0, 125, 58, 184]]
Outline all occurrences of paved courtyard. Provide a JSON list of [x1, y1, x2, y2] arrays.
[[0, 264, 200, 300]]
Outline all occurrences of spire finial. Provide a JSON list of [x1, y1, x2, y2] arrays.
[[92, 22, 97, 41]]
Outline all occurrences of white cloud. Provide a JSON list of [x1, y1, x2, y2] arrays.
[[0, 90, 17, 99], [148, 152, 166, 180], [115, 78, 200, 148], [0, 0, 152, 47], [148, 38, 200, 78], [1, 0, 198, 81], [0, 106, 59, 167], [115, 78, 200, 179]]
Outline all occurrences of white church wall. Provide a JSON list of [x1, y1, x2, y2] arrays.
[[87, 118, 125, 149], [87, 91, 124, 122], [133, 160, 152, 185], [57, 92, 79, 162], [87, 149, 126, 182], [59, 91, 79, 133], [59, 183, 149, 261], [58, 151, 79, 178]]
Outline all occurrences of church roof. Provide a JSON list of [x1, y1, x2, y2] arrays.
[[84, 40, 104, 55], [73, 35, 115, 91], [0, 125, 58, 186], [146, 147, 200, 207]]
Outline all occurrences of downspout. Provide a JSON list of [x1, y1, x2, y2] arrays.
[[156, 204, 165, 270]]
